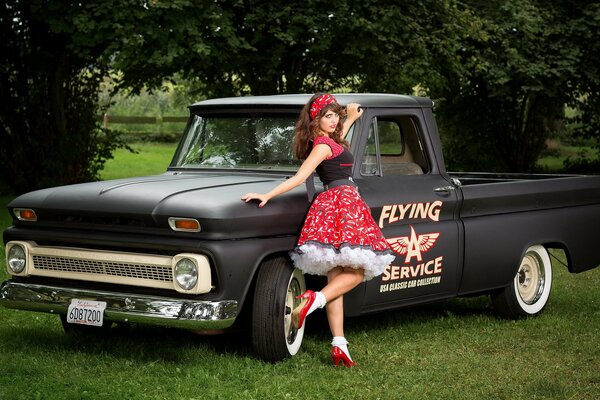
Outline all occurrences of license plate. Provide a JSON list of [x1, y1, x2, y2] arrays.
[[66, 299, 107, 327]]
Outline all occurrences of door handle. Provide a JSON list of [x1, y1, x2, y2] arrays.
[[434, 185, 455, 194]]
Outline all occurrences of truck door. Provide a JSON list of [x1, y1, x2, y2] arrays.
[[348, 109, 462, 314]]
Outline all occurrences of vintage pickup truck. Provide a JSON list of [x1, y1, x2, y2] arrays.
[[2, 94, 600, 362]]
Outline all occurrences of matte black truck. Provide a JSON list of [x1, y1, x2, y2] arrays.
[[2, 94, 600, 361]]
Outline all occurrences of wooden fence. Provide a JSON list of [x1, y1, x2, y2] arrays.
[[100, 114, 188, 128], [99, 114, 189, 141]]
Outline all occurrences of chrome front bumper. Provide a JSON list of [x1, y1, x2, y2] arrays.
[[0, 281, 237, 330]]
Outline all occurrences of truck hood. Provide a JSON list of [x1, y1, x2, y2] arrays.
[[8, 172, 312, 239]]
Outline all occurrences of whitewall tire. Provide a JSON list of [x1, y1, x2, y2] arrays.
[[492, 245, 552, 319]]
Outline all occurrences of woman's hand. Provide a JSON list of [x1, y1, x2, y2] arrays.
[[240, 145, 330, 208], [342, 103, 363, 138], [241, 192, 269, 208], [346, 103, 363, 122]]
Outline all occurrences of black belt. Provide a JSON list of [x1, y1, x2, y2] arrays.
[[305, 177, 355, 202], [324, 178, 356, 190]]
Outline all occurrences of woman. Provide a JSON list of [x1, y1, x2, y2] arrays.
[[242, 93, 394, 367]]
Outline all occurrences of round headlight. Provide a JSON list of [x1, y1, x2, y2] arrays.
[[8, 244, 26, 274], [174, 258, 198, 290]]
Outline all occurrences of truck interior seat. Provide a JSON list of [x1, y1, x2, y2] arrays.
[[381, 160, 424, 175]]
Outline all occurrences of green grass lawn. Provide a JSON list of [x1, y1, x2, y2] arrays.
[[536, 144, 596, 173], [1, 146, 599, 399], [100, 142, 179, 180], [0, 249, 598, 399]]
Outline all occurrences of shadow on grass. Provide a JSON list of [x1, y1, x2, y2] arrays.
[[0, 294, 497, 365], [315, 294, 492, 327], [304, 294, 497, 347], [0, 316, 256, 364]]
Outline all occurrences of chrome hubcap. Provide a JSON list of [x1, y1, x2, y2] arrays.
[[284, 277, 302, 345], [517, 252, 545, 305]]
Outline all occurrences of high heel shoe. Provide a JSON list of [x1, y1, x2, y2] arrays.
[[331, 346, 358, 368], [292, 290, 315, 329]]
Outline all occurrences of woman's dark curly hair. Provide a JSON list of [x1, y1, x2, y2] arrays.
[[293, 93, 348, 160]]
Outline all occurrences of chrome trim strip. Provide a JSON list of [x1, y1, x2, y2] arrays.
[[0, 281, 237, 330]]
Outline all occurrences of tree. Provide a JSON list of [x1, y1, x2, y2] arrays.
[[332, 0, 474, 96], [114, 0, 353, 96], [114, 0, 600, 173], [563, 1, 600, 173], [434, 0, 600, 172], [114, 0, 471, 97], [0, 1, 122, 193], [4, 0, 597, 195], [0, 0, 219, 193]]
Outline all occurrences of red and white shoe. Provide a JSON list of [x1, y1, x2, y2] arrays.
[[331, 346, 358, 368], [293, 290, 316, 329]]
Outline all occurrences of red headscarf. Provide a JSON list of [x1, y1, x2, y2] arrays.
[[309, 94, 338, 120]]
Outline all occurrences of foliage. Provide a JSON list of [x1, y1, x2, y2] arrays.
[[2, 0, 600, 192], [109, 0, 228, 96], [0, 1, 132, 193], [100, 79, 192, 117], [0, 0, 475, 195], [113, 0, 600, 173], [336, 0, 474, 96], [563, 154, 600, 175], [112, 1, 472, 98], [435, 0, 600, 172], [566, 2, 600, 172]]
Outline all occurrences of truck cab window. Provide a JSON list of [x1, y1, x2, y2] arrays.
[[360, 116, 428, 176]]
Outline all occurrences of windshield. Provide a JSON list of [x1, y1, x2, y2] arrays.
[[171, 114, 300, 171]]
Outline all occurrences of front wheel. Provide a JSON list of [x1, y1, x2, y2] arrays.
[[251, 257, 306, 362], [492, 245, 553, 319]]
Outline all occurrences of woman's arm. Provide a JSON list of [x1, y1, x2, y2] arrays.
[[241, 144, 331, 207], [341, 103, 364, 139]]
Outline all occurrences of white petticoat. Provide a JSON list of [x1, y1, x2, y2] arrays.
[[290, 242, 395, 281]]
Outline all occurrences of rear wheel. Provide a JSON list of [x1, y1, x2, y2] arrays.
[[252, 257, 306, 362], [492, 245, 552, 319]]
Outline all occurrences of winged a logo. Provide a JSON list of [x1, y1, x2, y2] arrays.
[[386, 226, 440, 264]]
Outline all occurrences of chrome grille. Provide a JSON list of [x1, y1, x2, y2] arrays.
[[32, 255, 172, 282]]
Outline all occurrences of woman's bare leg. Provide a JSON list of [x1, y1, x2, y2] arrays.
[[323, 267, 364, 337], [293, 266, 364, 332], [322, 267, 364, 302]]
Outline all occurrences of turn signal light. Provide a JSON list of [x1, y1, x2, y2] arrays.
[[14, 208, 37, 221], [168, 217, 201, 232]]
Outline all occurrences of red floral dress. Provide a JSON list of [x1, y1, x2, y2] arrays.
[[290, 137, 394, 281]]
